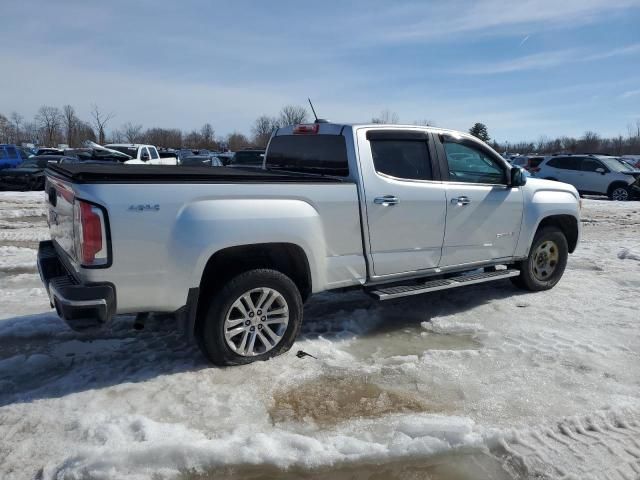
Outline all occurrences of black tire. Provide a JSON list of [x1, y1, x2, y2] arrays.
[[510, 226, 568, 291], [197, 269, 303, 366], [608, 184, 631, 201]]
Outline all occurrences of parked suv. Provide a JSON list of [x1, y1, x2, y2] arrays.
[[0, 144, 22, 170], [535, 154, 640, 201], [511, 155, 545, 173]]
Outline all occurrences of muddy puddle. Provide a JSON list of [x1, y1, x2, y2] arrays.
[[269, 371, 463, 427], [179, 451, 515, 480]]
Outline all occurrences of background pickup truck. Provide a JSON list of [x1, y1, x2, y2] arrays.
[[38, 122, 580, 365], [104, 143, 178, 165]]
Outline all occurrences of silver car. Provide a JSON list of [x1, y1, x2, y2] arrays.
[[535, 154, 640, 201]]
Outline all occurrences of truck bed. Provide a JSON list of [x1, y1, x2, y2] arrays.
[[46, 163, 348, 184]]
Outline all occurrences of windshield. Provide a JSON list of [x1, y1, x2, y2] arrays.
[[600, 157, 635, 172]]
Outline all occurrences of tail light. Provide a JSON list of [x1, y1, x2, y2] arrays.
[[293, 124, 320, 134], [73, 199, 109, 267]]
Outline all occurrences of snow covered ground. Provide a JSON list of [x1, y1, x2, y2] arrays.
[[0, 191, 639, 480]]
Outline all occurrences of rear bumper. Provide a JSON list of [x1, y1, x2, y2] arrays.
[[37, 241, 116, 331]]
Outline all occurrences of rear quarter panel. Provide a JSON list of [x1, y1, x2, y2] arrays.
[[73, 182, 365, 313]]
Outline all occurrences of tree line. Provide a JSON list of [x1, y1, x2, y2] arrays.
[[0, 104, 310, 151], [469, 121, 640, 156], [1, 104, 638, 155]]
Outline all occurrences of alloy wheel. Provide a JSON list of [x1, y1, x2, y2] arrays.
[[223, 287, 289, 356]]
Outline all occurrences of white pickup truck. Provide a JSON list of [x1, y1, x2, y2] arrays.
[[104, 143, 178, 165], [38, 122, 580, 365]]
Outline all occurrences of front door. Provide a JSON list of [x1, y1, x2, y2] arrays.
[[580, 157, 609, 193], [437, 137, 524, 267], [358, 129, 447, 277]]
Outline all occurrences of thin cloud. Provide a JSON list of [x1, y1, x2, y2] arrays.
[[585, 43, 640, 60], [458, 43, 640, 75], [455, 49, 578, 75], [377, 0, 640, 43], [620, 89, 640, 99]]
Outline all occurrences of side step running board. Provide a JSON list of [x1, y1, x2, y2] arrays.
[[368, 269, 520, 301]]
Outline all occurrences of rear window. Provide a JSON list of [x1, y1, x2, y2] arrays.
[[232, 151, 264, 166], [6, 147, 18, 159], [0, 148, 6, 159], [266, 135, 349, 176], [529, 157, 544, 168], [547, 157, 580, 170], [108, 146, 139, 157]]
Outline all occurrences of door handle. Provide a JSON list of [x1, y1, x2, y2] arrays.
[[451, 196, 471, 206], [374, 195, 399, 206]]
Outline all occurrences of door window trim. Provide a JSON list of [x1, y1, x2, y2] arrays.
[[435, 133, 510, 186], [366, 129, 442, 183]]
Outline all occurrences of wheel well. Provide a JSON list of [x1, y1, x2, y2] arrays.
[[536, 215, 578, 253], [195, 243, 312, 334], [544, 177, 558, 181], [607, 181, 629, 195]]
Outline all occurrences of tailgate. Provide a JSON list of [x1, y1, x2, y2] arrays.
[[45, 174, 76, 261]]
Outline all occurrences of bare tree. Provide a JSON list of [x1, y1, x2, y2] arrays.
[[413, 119, 436, 127], [226, 132, 251, 151], [252, 115, 278, 148], [122, 122, 143, 143], [62, 105, 78, 146], [578, 131, 601, 153], [10, 112, 24, 144], [371, 109, 399, 124], [144, 128, 182, 148], [0, 114, 10, 143], [278, 105, 308, 126], [76, 121, 97, 143], [36, 106, 63, 146], [200, 123, 216, 149], [90, 104, 115, 144]]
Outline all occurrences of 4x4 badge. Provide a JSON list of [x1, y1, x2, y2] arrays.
[[128, 204, 160, 211]]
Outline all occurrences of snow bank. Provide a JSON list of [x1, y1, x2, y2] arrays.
[[46, 413, 492, 480]]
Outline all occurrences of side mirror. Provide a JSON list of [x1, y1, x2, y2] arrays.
[[510, 167, 527, 187], [595, 167, 605, 174], [141, 153, 150, 161]]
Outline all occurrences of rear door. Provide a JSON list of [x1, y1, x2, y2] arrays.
[[435, 135, 523, 267], [5, 146, 20, 167], [547, 156, 582, 186], [357, 129, 447, 277]]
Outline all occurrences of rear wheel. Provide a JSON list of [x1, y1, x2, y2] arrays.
[[197, 269, 303, 366], [511, 227, 568, 291]]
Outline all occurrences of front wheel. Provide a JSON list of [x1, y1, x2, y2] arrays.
[[609, 185, 631, 201], [511, 227, 568, 291], [198, 269, 303, 366]]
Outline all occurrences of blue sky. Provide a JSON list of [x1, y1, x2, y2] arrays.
[[1, 0, 639, 142]]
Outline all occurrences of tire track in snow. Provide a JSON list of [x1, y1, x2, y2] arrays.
[[498, 408, 640, 479]]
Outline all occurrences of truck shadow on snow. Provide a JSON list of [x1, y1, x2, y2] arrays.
[[0, 280, 530, 407]]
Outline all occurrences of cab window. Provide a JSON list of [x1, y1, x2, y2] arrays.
[[370, 140, 432, 180], [443, 142, 505, 184], [149, 147, 159, 160]]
